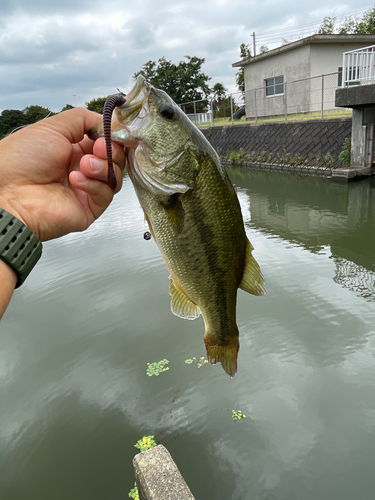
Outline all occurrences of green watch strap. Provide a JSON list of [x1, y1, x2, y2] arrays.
[[0, 208, 42, 288]]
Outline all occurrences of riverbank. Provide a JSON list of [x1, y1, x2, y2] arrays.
[[222, 159, 332, 177], [201, 118, 351, 173]]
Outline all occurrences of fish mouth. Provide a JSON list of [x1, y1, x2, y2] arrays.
[[87, 76, 150, 145]]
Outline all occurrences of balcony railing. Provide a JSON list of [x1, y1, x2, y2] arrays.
[[342, 45, 375, 87]]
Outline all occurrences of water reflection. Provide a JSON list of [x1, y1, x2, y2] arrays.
[[228, 169, 375, 301], [1, 172, 375, 500]]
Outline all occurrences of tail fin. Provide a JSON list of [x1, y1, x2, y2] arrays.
[[204, 330, 239, 377]]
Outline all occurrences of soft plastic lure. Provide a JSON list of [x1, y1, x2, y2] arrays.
[[102, 91, 126, 189]]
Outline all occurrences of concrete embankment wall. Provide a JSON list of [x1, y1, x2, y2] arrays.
[[201, 118, 352, 173]]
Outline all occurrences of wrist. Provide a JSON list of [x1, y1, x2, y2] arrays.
[[0, 208, 42, 288]]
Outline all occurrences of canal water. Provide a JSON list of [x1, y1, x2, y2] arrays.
[[1, 169, 374, 500]]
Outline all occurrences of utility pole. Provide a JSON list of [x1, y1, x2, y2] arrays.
[[252, 32, 256, 57]]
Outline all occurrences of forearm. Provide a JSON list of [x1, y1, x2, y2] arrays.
[[0, 259, 17, 319]]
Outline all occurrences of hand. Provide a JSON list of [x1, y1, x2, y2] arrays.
[[0, 108, 125, 242]]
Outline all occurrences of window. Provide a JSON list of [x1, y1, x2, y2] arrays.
[[265, 76, 284, 96], [338, 66, 360, 87]]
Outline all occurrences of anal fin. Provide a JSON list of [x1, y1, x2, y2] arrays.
[[240, 238, 266, 296], [169, 279, 201, 320]]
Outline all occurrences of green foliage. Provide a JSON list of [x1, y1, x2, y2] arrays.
[[60, 104, 75, 112], [134, 56, 211, 112], [226, 148, 251, 163], [289, 154, 308, 166], [0, 105, 54, 138], [212, 83, 232, 118], [259, 45, 269, 54], [134, 435, 157, 452], [85, 96, 109, 114], [338, 137, 351, 166], [146, 359, 169, 376], [316, 16, 336, 34], [232, 409, 246, 421], [316, 5, 375, 34], [236, 43, 252, 94], [25, 105, 54, 123], [0, 109, 28, 138], [324, 152, 335, 167], [185, 356, 208, 368], [128, 483, 139, 499]]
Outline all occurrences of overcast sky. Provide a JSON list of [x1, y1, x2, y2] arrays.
[[0, 0, 372, 112]]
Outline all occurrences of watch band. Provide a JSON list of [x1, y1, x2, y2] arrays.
[[0, 208, 42, 288]]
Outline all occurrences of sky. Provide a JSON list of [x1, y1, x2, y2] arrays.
[[0, 0, 373, 112]]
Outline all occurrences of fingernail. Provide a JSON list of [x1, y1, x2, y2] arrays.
[[90, 157, 102, 173], [73, 171, 86, 184]]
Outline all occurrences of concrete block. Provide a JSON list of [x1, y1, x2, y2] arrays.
[[133, 445, 195, 500], [336, 85, 375, 108]]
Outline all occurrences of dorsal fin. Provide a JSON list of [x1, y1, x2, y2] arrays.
[[169, 279, 201, 320], [239, 238, 266, 296]]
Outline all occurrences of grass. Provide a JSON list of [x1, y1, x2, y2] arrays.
[[195, 109, 352, 129]]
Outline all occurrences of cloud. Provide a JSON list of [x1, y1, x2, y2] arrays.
[[0, 0, 371, 112]]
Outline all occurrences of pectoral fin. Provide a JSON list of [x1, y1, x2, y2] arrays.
[[169, 279, 201, 320], [239, 238, 266, 296]]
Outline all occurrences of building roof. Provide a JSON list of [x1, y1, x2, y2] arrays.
[[232, 34, 375, 68]]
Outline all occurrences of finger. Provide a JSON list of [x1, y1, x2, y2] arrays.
[[69, 171, 114, 221], [93, 138, 126, 171], [78, 135, 96, 156], [37, 108, 103, 145], [79, 155, 124, 194]]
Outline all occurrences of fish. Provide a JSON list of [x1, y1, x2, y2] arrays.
[[88, 76, 265, 376]]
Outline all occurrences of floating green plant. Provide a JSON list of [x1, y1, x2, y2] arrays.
[[185, 356, 209, 368], [134, 435, 157, 452], [146, 359, 169, 376], [232, 409, 246, 421]]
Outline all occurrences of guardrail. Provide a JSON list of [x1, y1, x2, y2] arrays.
[[342, 45, 375, 87]]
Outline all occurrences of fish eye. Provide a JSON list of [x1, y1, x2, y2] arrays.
[[159, 104, 174, 120]]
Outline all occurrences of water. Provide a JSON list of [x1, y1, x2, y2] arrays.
[[1, 169, 374, 500]]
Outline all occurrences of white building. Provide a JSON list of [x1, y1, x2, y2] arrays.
[[232, 34, 375, 119]]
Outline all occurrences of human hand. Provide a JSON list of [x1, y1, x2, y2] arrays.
[[0, 108, 125, 242]]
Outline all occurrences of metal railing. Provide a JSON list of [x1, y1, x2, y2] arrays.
[[178, 72, 351, 128], [245, 72, 350, 122], [342, 45, 375, 87], [178, 92, 245, 127]]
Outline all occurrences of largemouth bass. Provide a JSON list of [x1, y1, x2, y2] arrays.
[[89, 76, 265, 376]]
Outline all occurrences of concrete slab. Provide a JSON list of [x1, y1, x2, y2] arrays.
[[336, 85, 375, 108], [133, 445, 195, 500], [332, 166, 372, 181]]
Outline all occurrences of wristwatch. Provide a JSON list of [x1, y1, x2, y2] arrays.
[[0, 208, 42, 288]]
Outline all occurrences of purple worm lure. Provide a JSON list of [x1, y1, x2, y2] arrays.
[[102, 90, 126, 190]]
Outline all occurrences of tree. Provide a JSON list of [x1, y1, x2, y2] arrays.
[[24, 105, 54, 124], [316, 16, 336, 34], [134, 56, 211, 112], [315, 5, 375, 34], [0, 109, 28, 137], [61, 104, 75, 112], [354, 5, 375, 34], [85, 97, 109, 114], [235, 43, 252, 94], [212, 83, 228, 117], [259, 45, 269, 54]]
